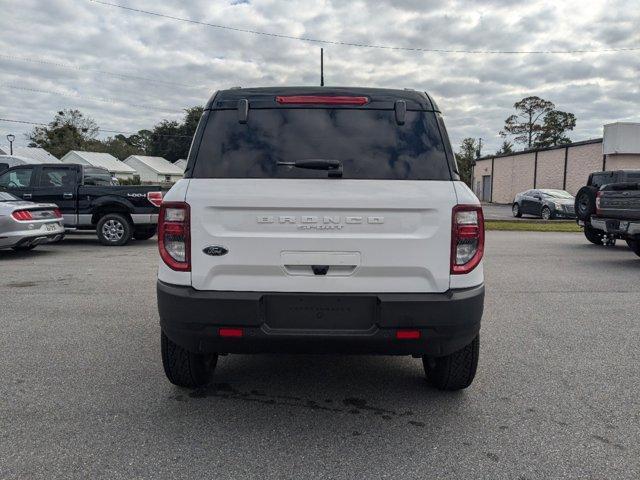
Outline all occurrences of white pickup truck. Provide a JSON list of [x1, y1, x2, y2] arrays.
[[157, 87, 485, 391]]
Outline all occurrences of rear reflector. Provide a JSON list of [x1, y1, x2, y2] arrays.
[[158, 202, 190, 271], [276, 95, 369, 106], [396, 330, 421, 340], [11, 210, 34, 221], [219, 328, 244, 338], [147, 191, 164, 207]]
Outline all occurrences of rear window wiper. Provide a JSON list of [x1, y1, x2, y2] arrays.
[[277, 159, 343, 178]]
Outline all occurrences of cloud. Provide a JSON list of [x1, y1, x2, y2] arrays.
[[0, 0, 639, 154]]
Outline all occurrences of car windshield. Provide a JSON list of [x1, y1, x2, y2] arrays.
[[541, 190, 573, 199], [0, 191, 19, 202]]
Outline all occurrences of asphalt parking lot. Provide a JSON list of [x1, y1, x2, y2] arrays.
[[1, 231, 639, 479]]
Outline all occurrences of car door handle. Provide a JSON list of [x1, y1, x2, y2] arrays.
[[22, 193, 32, 199], [63, 193, 74, 199]]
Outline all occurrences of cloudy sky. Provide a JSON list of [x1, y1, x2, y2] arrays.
[[1, 0, 639, 153]]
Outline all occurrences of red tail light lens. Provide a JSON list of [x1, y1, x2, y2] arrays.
[[451, 205, 484, 275], [276, 95, 369, 105], [53, 208, 62, 218], [219, 328, 244, 338], [396, 330, 421, 340], [147, 191, 164, 207], [595, 191, 602, 215], [11, 210, 34, 221], [158, 202, 190, 271]]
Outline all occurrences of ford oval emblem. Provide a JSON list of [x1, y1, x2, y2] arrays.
[[203, 245, 228, 256]]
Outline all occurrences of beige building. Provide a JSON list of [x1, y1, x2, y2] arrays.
[[472, 123, 640, 204]]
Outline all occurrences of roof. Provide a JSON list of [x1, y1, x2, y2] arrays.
[[61, 151, 136, 174], [124, 155, 184, 175], [475, 138, 603, 163], [207, 86, 439, 112], [0, 146, 60, 163], [174, 159, 188, 171], [0, 155, 43, 165]]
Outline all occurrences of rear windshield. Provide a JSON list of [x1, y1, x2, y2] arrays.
[[83, 167, 113, 186], [191, 109, 451, 180]]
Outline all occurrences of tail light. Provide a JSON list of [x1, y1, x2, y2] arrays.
[[158, 202, 190, 271], [451, 205, 484, 275], [596, 191, 602, 215], [276, 95, 369, 105], [147, 191, 164, 207], [11, 210, 34, 221], [53, 208, 62, 218]]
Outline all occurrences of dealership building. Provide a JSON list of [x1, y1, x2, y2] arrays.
[[472, 123, 640, 204]]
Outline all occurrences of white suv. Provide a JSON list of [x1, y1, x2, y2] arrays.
[[157, 87, 484, 390]]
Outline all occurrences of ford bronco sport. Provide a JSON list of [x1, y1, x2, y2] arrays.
[[157, 87, 485, 390]]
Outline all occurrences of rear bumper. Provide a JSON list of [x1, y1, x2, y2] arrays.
[[590, 216, 640, 237], [157, 281, 484, 356]]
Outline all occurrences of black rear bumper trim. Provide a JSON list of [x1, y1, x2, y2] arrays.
[[157, 281, 484, 356]]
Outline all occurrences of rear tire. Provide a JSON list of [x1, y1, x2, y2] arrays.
[[584, 225, 604, 245], [626, 239, 640, 257], [575, 186, 597, 221], [133, 226, 156, 241], [512, 203, 522, 218], [161, 331, 218, 388], [96, 213, 132, 246], [423, 335, 479, 391]]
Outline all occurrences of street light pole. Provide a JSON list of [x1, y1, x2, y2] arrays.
[[6, 134, 15, 155]]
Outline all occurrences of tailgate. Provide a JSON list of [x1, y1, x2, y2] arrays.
[[599, 190, 640, 220], [187, 179, 457, 293]]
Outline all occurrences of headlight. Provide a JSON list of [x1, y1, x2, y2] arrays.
[[554, 203, 563, 209]]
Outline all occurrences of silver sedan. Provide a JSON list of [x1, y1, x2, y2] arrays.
[[0, 191, 65, 251]]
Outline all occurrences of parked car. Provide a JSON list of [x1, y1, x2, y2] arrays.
[[512, 189, 576, 220], [575, 170, 640, 247], [0, 191, 65, 251], [0, 163, 162, 246], [157, 87, 485, 391]]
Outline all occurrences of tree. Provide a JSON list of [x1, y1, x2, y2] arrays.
[[88, 134, 145, 160], [455, 137, 477, 186], [496, 140, 514, 155], [144, 106, 204, 162], [28, 109, 99, 158], [534, 110, 576, 148], [500, 96, 555, 149]]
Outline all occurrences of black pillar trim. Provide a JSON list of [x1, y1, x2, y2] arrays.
[[562, 147, 569, 190], [602, 154, 607, 171], [533, 151, 538, 188]]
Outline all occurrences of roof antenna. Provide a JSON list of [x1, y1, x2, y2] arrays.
[[320, 48, 324, 87]]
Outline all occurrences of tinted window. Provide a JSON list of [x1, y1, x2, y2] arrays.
[[83, 167, 113, 186], [192, 109, 451, 180], [39, 167, 77, 187], [0, 167, 34, 188]]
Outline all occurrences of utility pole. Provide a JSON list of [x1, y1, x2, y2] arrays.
[[476, 137, 483, 159], [320, 48, 324, 87], [6, 134, 15, 155]]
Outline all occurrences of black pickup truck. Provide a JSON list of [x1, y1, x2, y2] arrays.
[[0, 163, 162, 246], [575, 169, 640, 257]]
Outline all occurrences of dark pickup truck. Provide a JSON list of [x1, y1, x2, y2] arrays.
[[575, 169, 640, 257], [0, 163, 162, 246]]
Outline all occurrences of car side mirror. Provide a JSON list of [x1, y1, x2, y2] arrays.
[[534, 195, 542, 200]]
